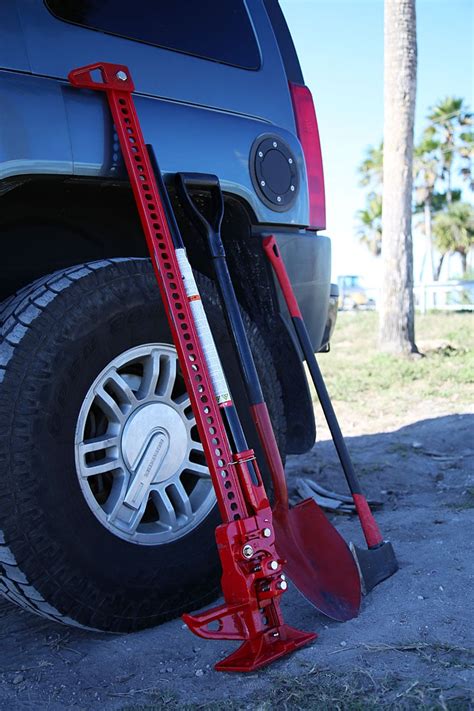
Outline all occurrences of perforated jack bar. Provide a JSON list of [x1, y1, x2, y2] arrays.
[[68, 63, 315, 672]]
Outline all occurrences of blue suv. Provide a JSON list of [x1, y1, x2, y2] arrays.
[[0, 0, 337, 631]]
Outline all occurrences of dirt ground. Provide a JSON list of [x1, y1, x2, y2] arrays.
[[1, 400, 473, 710]]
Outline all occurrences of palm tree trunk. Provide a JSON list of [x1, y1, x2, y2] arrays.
[[435, 253, 445, 281], [446, 132, 453, 205], [447, 168, 452, 205], [424, 197, 434, 281], [461, 250, 467, 276], [379, 0, 418, 354]]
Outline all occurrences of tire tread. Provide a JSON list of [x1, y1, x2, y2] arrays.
[[0, 259, 135, 629], [0, 257, 285, 632]]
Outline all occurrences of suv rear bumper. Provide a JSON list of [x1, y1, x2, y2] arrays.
[[263, 230, 333, 352]]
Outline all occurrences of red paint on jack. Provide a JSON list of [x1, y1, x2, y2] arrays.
[[68, 62, 315, 672]]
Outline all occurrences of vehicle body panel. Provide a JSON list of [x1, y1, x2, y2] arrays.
[[0, 2, 30, 72], [1, 0, 312, 226], [63, 87, 309, 225], [0, 72, 72, 183], [0, 0, 334, 388], [270, 232, 331, 350], [18, 0, 295, 126]]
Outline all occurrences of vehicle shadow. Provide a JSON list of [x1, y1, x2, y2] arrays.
[[0, 412, 472, 710], [286, 412, 474, 511]]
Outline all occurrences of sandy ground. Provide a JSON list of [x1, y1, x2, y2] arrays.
[[1, 408, 473, 710]]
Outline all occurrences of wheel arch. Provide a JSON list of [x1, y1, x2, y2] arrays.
[[0, 176, 315, 454]]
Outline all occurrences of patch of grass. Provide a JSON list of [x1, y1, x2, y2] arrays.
[[337, 641, 474, 671], [445, 487, 474, 510], [386, 442, 415, 457], [317, 312, 473, 408], [123, 667, 473, 711], [254, 669, 473, 711]]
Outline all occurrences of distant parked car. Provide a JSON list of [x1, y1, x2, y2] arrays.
[[337, 275, 375, 310]]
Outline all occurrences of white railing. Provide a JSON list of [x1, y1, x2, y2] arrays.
[[350, 282, 474, 313], [414, 282, 474, 313]]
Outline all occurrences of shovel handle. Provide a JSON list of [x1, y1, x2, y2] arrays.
[[177, 176, 289, 509], [263, 236, 384, 548], [176, 172, 224, 239]]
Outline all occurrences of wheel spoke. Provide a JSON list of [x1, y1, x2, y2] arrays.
[[94, 384, 124, 424], [174, 392, 190, 408], [140, 349, 161, 399], [152, 488, 178, 530], [79, 456, 120, 478], [106, 370, 137, 409], [176, 392, 194, 421], [77, 434, 119, 455], [186, 463, 210, 478], [157, 354, 177, 399], [190, 441, 204, 453], [169, 479, 194, 519]]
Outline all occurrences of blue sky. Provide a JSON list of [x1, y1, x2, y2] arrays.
[[280, 0, 474, 283]]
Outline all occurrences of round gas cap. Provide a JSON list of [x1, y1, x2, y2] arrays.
[[250, 136, 298, 211]]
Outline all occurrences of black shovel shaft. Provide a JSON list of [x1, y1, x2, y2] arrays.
[[211, 260, 266, 406], [146, 152, 251, 460], [176, 172, 265, 407], [176, 173, 290, 507]]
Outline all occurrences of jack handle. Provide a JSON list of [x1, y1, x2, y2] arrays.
[[68, 62, 135, 92]]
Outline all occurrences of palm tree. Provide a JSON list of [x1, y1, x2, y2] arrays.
[[357, 143, 383, 257], [379, 0, 418, 354], [426, 97, 472, 203], [413, 133, 440, 281], [356, 193, 383, 256], [433, 202, 474, 278], [358, 141, 384, 188], [459, 128, 474, 191]]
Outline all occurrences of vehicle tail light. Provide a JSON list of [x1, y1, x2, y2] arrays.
[[289, 82, 326, 230]]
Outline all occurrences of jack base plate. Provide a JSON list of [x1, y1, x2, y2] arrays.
[[215, 625, 317, 673]]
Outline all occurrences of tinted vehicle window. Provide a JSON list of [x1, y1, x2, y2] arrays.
[[45, 0, 261, 70]]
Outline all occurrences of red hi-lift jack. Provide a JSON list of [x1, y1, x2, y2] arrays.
[[68, 62, 316, 673]]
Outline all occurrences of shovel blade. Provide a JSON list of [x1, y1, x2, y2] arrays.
[[274, 498, 361, 621]]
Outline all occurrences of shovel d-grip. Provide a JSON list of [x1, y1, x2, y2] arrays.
[[68, 63, 315, 672]]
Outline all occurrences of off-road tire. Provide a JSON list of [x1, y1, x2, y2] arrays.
[[0, 258, 285, 632]]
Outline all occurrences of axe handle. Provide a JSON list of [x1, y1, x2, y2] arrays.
[[263, 236, 384, 549]]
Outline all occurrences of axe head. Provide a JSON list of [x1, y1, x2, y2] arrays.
[[350, 541, 398, 595]]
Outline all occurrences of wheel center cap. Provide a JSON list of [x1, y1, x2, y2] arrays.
[[121, 403, 188, 498]]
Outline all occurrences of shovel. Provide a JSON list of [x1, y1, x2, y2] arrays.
[[176, 173, 361, 622], [263, 236, 398, 594]]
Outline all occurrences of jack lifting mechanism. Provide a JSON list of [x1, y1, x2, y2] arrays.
[[68, 62, 398, 672]]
